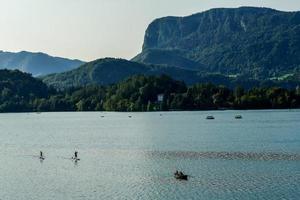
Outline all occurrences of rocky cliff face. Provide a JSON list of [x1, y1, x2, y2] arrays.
[[133, 7, 300, 79]]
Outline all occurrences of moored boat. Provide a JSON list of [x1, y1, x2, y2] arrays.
[[235, 115, 242, 119], [206, 116, 215, 120]]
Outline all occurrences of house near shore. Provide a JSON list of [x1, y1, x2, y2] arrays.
[[157, 94, 164, 102]]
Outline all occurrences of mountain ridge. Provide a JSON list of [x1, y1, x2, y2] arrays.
[[41, 58, 204, 89], [42, 57, 299, 90], [0, 50, 85, 76], [133, 6, 300, 78]]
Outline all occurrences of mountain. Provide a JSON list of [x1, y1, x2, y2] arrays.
[[133, 49, 202, 70], [0, 51, 84, 76], [41, 58, 204, 89], [133, 7, 300, 79], [42, 58, 299, 90], [42, 7, 300, 89]]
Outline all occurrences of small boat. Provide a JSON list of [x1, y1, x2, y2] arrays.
[[206, 116, 215, 120], [175, 174, 188, 180], [174, 171, 188, 180], [128, 116, 132, 118], [235, 115, 242, 119]]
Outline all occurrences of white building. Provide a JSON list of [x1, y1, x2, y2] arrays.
[[157, 94, 164, 102]]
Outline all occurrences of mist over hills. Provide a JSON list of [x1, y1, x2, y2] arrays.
[[0, 50, 84, 76]]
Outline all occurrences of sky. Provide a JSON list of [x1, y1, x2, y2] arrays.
[[0, 0, 300, 61]]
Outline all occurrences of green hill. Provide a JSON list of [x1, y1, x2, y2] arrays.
[[0, 69, 50, 112], [42, 58, 300, 90], [41, 58, 203, 89]]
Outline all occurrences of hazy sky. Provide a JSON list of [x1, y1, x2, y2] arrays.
[[0, 0, 300, 61]]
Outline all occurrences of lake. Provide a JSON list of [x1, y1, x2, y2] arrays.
[[0, 110, 299, 199]]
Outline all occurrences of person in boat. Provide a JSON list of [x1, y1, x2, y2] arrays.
[[174, 170, 188, 180], [175, 170, 185, 176]]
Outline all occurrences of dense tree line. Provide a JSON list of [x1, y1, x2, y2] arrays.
[[0, 69, 51, 112], [1, 70, 299, 113]]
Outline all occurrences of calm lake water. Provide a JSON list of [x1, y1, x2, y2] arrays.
[[0, 110, 299, 200]]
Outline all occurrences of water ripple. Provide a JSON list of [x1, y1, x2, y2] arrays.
[[146, 150, 300, 161], [105, 150, 300, 161]]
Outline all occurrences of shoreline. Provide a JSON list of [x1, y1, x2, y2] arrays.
[[0, 108, 299, 114]]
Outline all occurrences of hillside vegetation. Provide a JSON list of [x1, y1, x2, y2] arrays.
[[42, 58, 300, 90], [1, 69, 300, 112], [134, 7, 300, 79]]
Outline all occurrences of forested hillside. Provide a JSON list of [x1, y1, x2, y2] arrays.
[[134, 7, 300, 79], [42, 58, 300, 90], [1, 69, 299, 112]]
